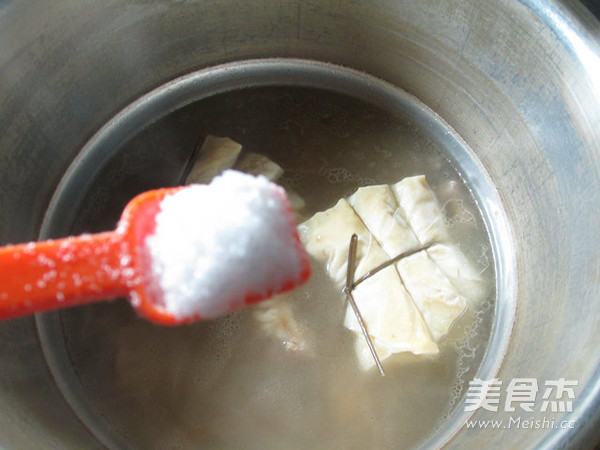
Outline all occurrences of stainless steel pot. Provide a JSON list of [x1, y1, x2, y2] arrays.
[[1, 0, 599, 448]]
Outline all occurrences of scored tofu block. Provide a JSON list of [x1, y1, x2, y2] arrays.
[[232, 152, 307, 222], [185, 136, 242, 184], [233, 152, 284, 181], [283, 173, 483, 371], [185, 137, 307, 222], [299, 198, 438, 368], [348, 182, 471, 340], [298, 198, 391, 286], [397, 250, 467, 341], [427, 243, 489, 305], [348, 184, 421, 256], [253, 294, 312, 354], [344, 266, 438, 354], [284, 188, 308, 223], [392, 175, 449, 245]]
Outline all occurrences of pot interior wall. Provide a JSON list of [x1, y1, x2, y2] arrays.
[[34, 62, 505, 448], [0, 0, 599, 448]]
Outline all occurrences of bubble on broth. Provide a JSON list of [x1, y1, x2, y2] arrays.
[[318, 166, 376, 187], [442, 299, 494, 421], [477, 243, 492, 274]]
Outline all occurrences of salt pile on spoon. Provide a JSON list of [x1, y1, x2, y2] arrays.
[[145, 170, 310, 320]]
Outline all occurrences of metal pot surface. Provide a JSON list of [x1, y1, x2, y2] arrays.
[[0, 0, 599, 448]]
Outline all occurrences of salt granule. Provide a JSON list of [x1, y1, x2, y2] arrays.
[[146, 170, 305, 319]]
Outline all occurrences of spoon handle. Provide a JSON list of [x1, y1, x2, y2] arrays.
[[0, 232, 130, 319]]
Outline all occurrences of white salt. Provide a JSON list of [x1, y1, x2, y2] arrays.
[[146, 170, 306, 320]]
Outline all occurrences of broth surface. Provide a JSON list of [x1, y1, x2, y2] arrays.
[[57, 87, 495, 449]]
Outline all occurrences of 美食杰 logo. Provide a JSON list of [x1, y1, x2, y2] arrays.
[[463, 378, 578, 430]]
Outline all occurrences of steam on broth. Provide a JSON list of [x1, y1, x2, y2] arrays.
[[57, 87, 495, 449]]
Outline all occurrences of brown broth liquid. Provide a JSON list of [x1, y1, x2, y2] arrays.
[[57, 87, 495, 449]]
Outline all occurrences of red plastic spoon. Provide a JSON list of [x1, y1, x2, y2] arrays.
[[0, 181, 310, 325]]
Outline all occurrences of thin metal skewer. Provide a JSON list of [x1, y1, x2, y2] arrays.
[[343, 234, 386, 377], [352, 242, 432, 288]]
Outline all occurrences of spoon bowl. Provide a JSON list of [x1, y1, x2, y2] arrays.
[[0, 180, 310, 325]]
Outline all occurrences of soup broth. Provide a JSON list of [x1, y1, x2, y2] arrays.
[[54, 86, 495, 449]]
